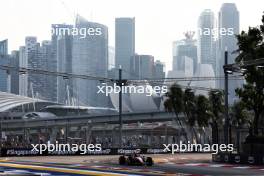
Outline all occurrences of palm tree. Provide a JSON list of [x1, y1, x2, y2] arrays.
[[230, 101, 250, 128], [196, 95, 211, 127], [208, 90, 224, 144], [230, 101, 250, 152], [183, 88, 198, 142], [234, 14, 264, 135], [196, 95, 212, 145], [164, 84, 188, 142]]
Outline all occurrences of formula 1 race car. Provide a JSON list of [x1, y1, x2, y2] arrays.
[[119, 154, 154, 166]]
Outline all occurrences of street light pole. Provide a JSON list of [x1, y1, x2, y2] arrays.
[[118, 66, 123, 148], [224, 49, 229, 145]]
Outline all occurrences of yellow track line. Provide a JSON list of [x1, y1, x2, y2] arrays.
[[0, 162, 133, 176]]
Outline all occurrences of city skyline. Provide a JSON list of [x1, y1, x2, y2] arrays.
[[0, 1, 250, 106], [1, 0, 264, 71]]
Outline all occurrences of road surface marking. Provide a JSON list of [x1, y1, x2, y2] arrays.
[[233, 166, 251, 169], [0, 162, 141, 176]]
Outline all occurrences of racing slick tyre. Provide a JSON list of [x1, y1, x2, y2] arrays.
[[119, 156, 126, 165], [146, 157, 153, 166]]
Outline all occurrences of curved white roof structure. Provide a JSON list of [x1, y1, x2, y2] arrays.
[[0, 91, 55, 112], [109, 84, 162, 112]]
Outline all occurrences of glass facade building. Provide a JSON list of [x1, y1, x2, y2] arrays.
[[72, 15, 109, 107], [197, 9, 216, 72], [115, 18, 135, 79], [216, 3, 241, 104]]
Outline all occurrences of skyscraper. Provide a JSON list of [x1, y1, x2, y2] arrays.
[[52, 24, 73, 104], [0, 55, 9, 92], [23, 37, 38, 98], [10, 50, 19, 94], [217, 3, 241, 103], [19, 37, 57, 101], [39, 40, 56, 101], [27, 39, 49, 100], [72, 15, 109, 107], [172, 33, 197, 74], [0, 39, 8, 55], [0, 40, 9, 92], [115, 18, 135, 78], [132, 54, 154, 79], [108, 46, 115, 70], [154, 60, 165, 79], [197, 9, 216, 72], [19, 46, 27, 96]]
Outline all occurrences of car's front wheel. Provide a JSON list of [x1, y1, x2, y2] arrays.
[[146, 157, 153, 166], [119, 156, 126, 165]]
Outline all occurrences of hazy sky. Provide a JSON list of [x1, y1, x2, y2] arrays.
[[1, 0, 264, 71]]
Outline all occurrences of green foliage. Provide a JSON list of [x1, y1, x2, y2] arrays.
[[164, 85, 218, 128], [208, 90, 224, 123], [164, 84, 184, 115], [235, 13, 264, 135], [183, 88, 196, 127], [230, 100, 250, 127], [164, 83, 184, 128], [196, 95, 211, 127], [208, 90, 225, 128]]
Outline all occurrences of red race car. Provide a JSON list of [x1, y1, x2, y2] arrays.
[[119, 153, 153, 166]]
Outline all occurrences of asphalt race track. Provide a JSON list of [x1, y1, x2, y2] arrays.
[[1, 154, 264, 175]]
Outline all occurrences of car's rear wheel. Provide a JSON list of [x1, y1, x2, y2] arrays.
[[146, 157, 153, 166], [119, 156, 126, 165]]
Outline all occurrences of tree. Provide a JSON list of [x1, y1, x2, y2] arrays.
[[164, 84, 184, 126], [183, 89, 212, 143], [235, 13, 264, 135], [164, 84, 187, 141], [183, 88, 198, 142], [196, 95, 211, 127], [208, 90, 224, 144], [229, 101, 251, 152], [183, 88, 196, 127], [196, 95, 212, 144], [230, 101, 250, 128]]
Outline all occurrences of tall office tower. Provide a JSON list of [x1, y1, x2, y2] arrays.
[[115, 18, 135, 79], [52, 24, 73, 104], [108, 46, 115, 70], [154, 60, 165, 79], [172, 32, 197, 74], [25, 37, 47, 99], [19, 37, 56, 101], [0, 39, 8, 55], [21, 37, 37, 97], [0, 56, 9, 92], [217, 3, 240, 103], [19, 46, 27, 96], [39, 40, 57, 101], [131, 54, 154, 79], [10, 50, 19, 94], [72, 15, 109, 107], [28, 40, 48, 100], [0, 39, 9, 92], [198, 9, 216, 72], [108, 46, 116, 79], [168, 56, 194, 88]]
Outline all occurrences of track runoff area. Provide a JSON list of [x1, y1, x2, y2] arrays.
[[1, 154, 264, 175]]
